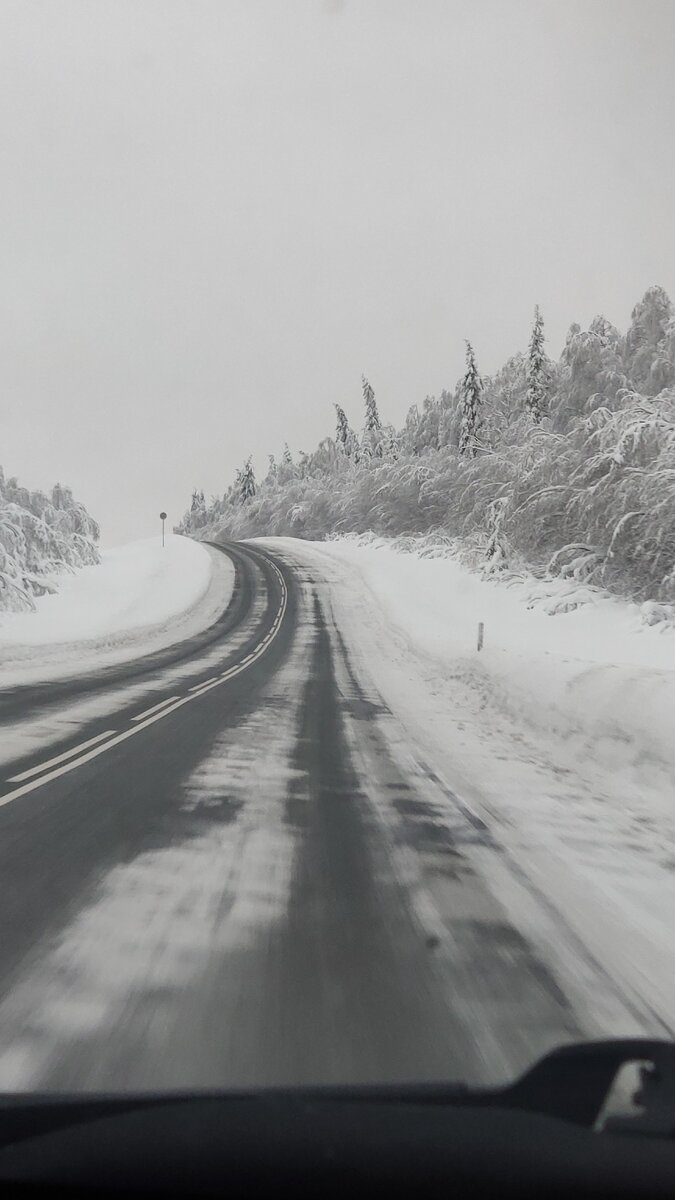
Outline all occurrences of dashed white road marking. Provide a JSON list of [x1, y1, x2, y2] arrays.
[[130, 697, 181, 722], [0, 693, 210, 808], [7, 731, 118, 784], [0, 555, 289, 809], [188, 677, 219, 692]]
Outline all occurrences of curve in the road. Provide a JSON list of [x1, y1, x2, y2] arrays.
[[0, 541, 289, 799], [0, 541, 263, 719]]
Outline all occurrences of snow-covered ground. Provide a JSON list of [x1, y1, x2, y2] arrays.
[[260, 535, 675, 1039], [318, 534, 675, 782], [0, 536, 234, 687]]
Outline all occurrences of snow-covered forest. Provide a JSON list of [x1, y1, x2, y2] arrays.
[[0, 470, 100, 612], [177, 286, 675, 605]]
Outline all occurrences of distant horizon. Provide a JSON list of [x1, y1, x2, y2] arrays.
[[1, 0, 673, 545]]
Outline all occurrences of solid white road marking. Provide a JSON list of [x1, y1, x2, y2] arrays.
[[0, 556, 289, 809], [130, 696, 181, 722], [7, 731, 118, 784]]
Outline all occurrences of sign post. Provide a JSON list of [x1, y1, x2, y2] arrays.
[[160, 512, 167, 548]]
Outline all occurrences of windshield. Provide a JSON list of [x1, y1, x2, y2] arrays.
[[0, 0, 673, 1097]]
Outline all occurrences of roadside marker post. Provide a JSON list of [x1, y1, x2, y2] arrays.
[[160, 511, 167, 548], [477, 622, 484, 651]]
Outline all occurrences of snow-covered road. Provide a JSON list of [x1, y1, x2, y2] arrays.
[[261, 537, 675, 1042], [0, 533, 672, 1092]]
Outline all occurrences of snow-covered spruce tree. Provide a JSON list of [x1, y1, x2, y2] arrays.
[[335, 404, 359, 460], [459, 341, 483, 458], [363, 375, 381, 431], [239, 458, 256, 503], [526, 305, 549, 423], [362, 374, 383, 457], [335, 404, 350, 448]]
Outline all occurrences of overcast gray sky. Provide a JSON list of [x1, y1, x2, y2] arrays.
[[1, 0, 673, 545]]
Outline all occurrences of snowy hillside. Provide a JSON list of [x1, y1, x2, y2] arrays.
[[178, 285, 675, 607], [0, 469, 100, 613]]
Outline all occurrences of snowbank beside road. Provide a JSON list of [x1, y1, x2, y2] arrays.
[[0, 536, 234, 687], [308, 535, 675, 782]]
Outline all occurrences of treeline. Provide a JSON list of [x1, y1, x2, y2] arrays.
[[0, 470, 100, 612], [177, 286, 675, 603]]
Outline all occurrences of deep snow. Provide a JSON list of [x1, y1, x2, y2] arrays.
[[312, 533, 675, 781], [0, 535, 234, 687]]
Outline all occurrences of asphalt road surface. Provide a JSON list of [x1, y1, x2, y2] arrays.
[[0, 541, 584, 1092]]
